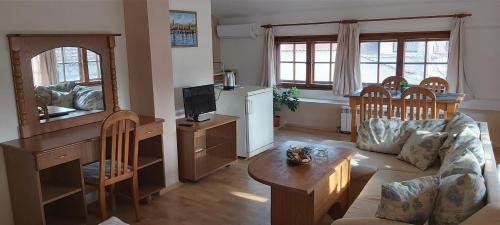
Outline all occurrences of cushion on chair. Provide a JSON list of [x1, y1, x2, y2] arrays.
[[375, 176, 440, 225], [83, 160, 132, 184], [397, 131, 448, 171]]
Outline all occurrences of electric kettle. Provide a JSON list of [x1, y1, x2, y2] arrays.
[[223, 72, 236, 90]]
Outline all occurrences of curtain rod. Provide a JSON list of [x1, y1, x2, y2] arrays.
[[261, 13, 471, 28]]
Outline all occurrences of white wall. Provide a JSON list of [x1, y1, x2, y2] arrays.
[[219, 0, 500, 109], [170, 0, 214, 110], [0, 1, 130, 224]]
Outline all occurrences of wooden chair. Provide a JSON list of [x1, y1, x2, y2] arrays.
[[381, 76, 407, 117], [83, 111, 140, 221], [382, 76, 407, 91], [420, 77, 449, 93], [360, 85, 392, 123], [401, 87, 437, 120]]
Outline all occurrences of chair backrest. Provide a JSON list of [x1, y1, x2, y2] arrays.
[[401, 87, 437, 120], [360, 85, 392, 122], [420, 77, 449, 93], [382, 76, 407, 91], [99, 111, 140, 185]]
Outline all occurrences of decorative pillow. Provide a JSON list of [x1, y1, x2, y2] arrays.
[[47, 81, 77, 92], [399, 119, 448, 140], [34, 86, 52, 106], [430, 173, 486, 225], [439, 148, 482, 178], [439, 131, 485, 167], [376, 176, 440, 225], [397, 131, 448, 171], [356, 118, 405, 154], [73, 86, 104, 111], [51, 91, 74, 108], [444, 112, 480, 138]]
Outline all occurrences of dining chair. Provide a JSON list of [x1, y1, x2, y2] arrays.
[[420, 77, 449, 93], [360, 85, 392, 123], [83, 111, 140, 221], [401, 87, 437, 120], [381, 76, 407, 117], [381, 76, 407, 91]]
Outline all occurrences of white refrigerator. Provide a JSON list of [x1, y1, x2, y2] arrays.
[[216, 86, 274, 158]]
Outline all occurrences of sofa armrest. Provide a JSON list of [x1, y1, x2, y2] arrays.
[[459, 203, 500, 225], [331, 218, 411, 225]]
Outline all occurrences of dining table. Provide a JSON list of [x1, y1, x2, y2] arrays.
[[346, 90, 465, 142]]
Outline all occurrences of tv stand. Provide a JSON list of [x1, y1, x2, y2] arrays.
[[176, 114, 238, 181]]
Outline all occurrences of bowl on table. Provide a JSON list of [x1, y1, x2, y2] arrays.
[[286, 146, 312, 165]]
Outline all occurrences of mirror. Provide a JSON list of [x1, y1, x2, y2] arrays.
[[31, 47, 105, 123]]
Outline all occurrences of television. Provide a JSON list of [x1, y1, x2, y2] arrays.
[[183, 84, 216, 122]]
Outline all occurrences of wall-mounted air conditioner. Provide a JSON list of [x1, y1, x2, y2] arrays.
[[217, 24, 257, 39]]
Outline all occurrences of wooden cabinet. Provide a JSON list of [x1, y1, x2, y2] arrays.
[[1, 116, 166, 225], [177, 114, 238, 181]]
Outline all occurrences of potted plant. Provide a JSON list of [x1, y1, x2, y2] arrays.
[[273, 85, 300, 127], [400, 81, 411, 92]]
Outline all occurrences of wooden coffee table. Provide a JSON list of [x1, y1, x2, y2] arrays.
[[248, 141, 357, 225]]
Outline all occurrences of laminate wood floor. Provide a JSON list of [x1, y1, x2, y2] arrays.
[[88, 126, 350, 225]]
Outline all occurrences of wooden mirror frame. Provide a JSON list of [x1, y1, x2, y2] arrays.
[[8, 34, 120, 138]]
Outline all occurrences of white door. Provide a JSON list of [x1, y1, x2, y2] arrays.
[[246, 91, 274, 153]]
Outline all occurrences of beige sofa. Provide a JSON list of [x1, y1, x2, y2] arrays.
[[330, 122, 500, 225]]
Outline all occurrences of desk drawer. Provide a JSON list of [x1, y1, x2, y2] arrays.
[[36, 143, 82, 170], [139, 122, 163, 140]]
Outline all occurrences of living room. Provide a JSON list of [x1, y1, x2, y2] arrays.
[[0, 0, 499, 225]]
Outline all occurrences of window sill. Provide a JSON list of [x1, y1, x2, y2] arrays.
[[298, 97, 349, 106]]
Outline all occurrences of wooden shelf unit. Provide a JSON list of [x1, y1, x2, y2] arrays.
[[177, 114, 238, 181]]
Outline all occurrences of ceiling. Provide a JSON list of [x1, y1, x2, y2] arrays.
[[211, 0, 461, 18]]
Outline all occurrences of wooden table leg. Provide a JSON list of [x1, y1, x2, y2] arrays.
[[446, 103, 458, 119], [350, 98, 357, 143]]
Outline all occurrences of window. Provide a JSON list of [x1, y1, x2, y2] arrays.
[[276, 36, 337, 89], [276, 32, 450, 89], [360, 31, 450, 85], [360, 41, 398, 83], [55, 47, 102, 84], [404, 40, 449, 84]]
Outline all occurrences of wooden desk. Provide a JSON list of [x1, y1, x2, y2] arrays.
[[347, 91, 465, 142], [176, 114, 238, 181], [248, 141, 357, 225], [0, 116, 166, 225]]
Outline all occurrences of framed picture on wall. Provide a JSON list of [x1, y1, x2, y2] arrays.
[[169, 10, 198, 47]]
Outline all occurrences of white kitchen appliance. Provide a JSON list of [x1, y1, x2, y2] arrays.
[[216, 86, 274, 158]]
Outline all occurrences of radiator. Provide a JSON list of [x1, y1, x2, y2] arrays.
[[340, 106, 359, 133]]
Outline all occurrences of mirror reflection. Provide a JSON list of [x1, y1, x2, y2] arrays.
[[32, 47, 105, 123]]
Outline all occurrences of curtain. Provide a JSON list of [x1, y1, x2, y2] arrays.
[[260, 27, 277, 87], [32, 50, 58, 86], [447, 17, 474, 98], [332, 22, 361, 96]]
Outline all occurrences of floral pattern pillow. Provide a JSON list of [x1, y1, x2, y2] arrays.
[[50, 91, 74, 108], [430, 173, 486, 225], [397, 131, 448, 171], [73, 86, 104, 111], [439, 148, 482, 178], [356, 118, 405, 154], [376, 176, 440, 225], [439, 131, 485, 167], [444, 112, 480, 138]]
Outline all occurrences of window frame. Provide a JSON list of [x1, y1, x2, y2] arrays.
[[275, 31, 450, 89], [55, 47, 102, 86], [276, 35, 338, 90]]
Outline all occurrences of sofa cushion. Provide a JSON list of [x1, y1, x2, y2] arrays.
[[73, 86, 104, 111], [430, 173, 487, 225], [444, 112, 480, 138], [397, 131, 448, 171], [439, 132, 485, 167], [376, 176, 440, 225], [344, 170, 428, 219], [46, 81, 77, 92], [50, 91, 74, 108], [439, 148, 482, 178], [34, 86, 53, 106], [357, 118, 405, 155]]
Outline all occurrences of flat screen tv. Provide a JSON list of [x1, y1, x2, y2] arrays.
[[183, 84, 216, 122]]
